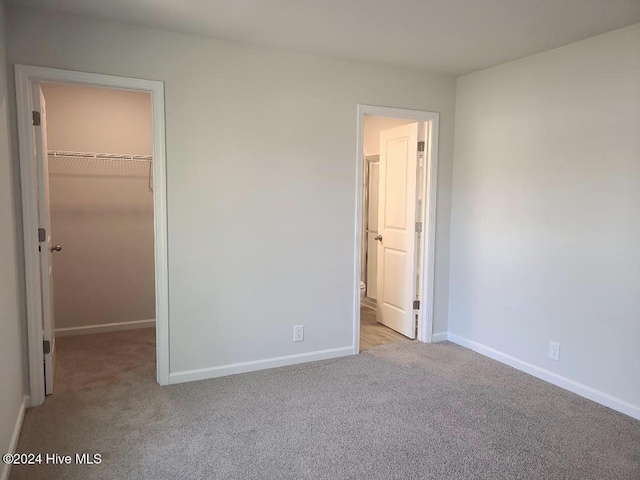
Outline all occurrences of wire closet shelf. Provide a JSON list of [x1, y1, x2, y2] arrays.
[[47, 150, 154, 192], [47, 150, 152, 162]]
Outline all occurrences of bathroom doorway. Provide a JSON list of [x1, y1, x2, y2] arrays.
[[353, 106, 439, 353]]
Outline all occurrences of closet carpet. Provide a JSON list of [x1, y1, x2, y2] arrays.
[[11, 328, 640, 480]]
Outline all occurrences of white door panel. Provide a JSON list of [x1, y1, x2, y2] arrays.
[[383, 140, 409, 229], [33, 83, 56, 395], [381, 249, 406, 309], [376, 122, 419, 339]]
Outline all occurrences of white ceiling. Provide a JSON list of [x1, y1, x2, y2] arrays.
[[9, 0, 640, 75]]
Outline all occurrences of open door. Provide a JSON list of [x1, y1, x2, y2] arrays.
[[376, 122, 419, 339], [32, 83, 57, 395]]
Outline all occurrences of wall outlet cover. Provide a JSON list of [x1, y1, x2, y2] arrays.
[[293, 325, 304, 342], [549, 341, 560, 361]]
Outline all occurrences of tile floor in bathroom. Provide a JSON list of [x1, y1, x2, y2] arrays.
[[359, 305, 413, 352]]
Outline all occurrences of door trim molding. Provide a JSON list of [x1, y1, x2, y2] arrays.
[[15, 65, 170, 406], [361, 154, 379, 302], [353, 105, 439, 353]]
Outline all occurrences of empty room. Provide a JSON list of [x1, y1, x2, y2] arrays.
[[0, 1, 638, 479]]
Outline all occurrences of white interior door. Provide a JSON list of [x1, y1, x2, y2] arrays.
[[376, 122, 419, 339], [33, 83, 57, 395]]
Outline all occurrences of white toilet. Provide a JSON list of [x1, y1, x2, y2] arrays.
[[360, 281, 366, 299]]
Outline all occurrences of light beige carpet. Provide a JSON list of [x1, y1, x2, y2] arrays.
[[11, 328, 640, 479]]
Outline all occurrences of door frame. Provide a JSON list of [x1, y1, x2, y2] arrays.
[[353, 105, 439, 353], [361, 154, 379, 310], [15, 65, 170, 406]]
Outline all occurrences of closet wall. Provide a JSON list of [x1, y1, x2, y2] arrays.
[[42, 83, 155, 331]]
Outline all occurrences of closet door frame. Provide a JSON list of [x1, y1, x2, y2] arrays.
[[15, 65, 170, 406]]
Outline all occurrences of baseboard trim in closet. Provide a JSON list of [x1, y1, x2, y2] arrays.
[[56, 319, 156, 337]]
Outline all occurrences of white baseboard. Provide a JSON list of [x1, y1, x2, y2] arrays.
[[55, 319, 156, 337], [170, 346, 353, 384], [1, 395, 28, 480], [431, 332, 448, 342], [447, 332, 640, 421]]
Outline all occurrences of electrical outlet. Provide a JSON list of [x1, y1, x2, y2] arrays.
[[293, 325, 304, 342], [549, 341, 560, 361]]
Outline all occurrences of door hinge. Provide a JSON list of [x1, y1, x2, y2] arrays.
[[417, 141, 425, 152], [413, 300, 420, 310], [43, 340, 51, 354], [38, 227, 46, 242], [415, 222, 423, 233], [32, 111, 41, 126]]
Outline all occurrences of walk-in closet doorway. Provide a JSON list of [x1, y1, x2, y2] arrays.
[[15, 65, 169, 407]]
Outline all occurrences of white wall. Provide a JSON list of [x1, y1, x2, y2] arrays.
[[0, 1, 26, 477], [450, 24, 640, 416], [363, 116, 415, 156], [6, 7, 456, 377], [42, 83, 152, 155], [42, 83, 155, 330]]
